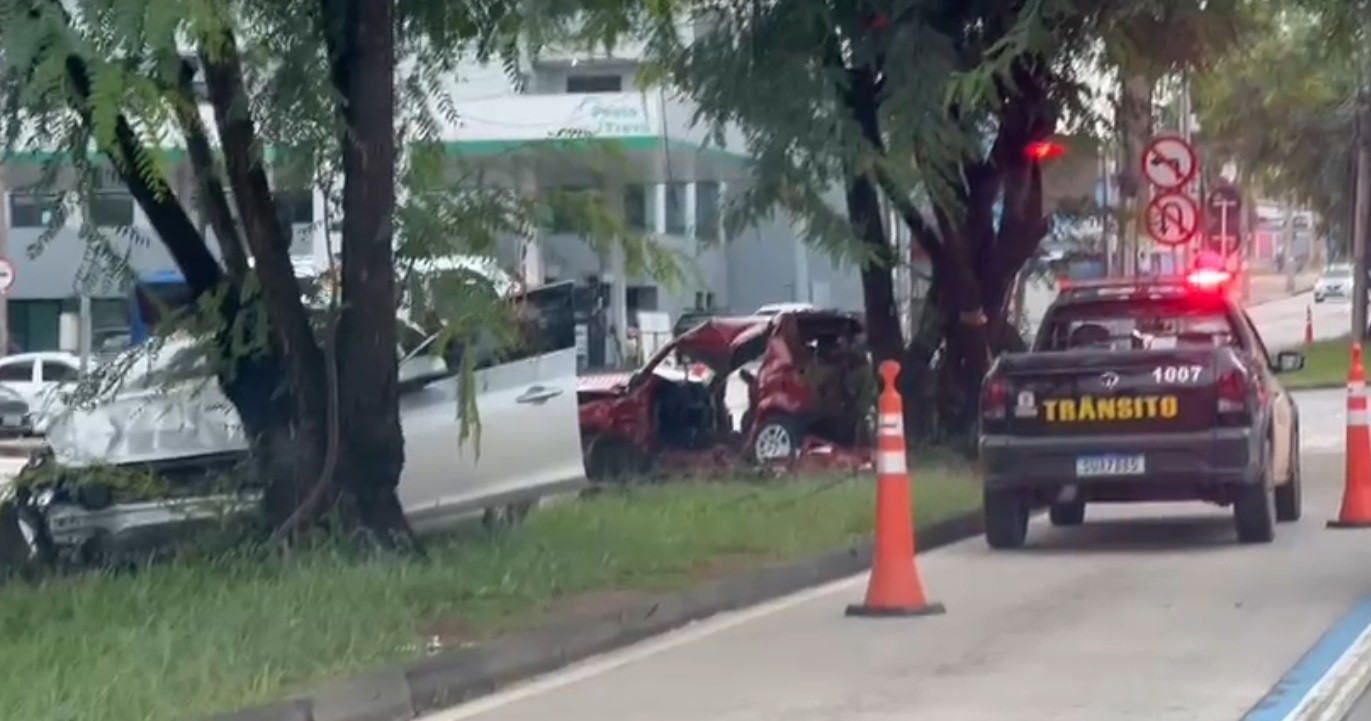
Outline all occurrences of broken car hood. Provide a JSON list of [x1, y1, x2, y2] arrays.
[[42, 380, 247, 469]]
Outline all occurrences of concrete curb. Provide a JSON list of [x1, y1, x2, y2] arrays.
[[1290, 383, 1347, 392], [204, 510, 985, 721], [1249, 288, 1313, 308]]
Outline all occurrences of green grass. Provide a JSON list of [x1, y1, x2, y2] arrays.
[[0, 467, 979, 721], [1283, 335, 1354, 389]]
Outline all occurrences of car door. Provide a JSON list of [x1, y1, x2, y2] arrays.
[[395, 283, 578, 530], [483, 281, 584, 499], [1241, 311, 1294, 481]]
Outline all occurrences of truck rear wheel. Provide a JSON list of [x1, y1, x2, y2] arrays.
[[1234, 477, 1276, 544], [1276, 429, 1302, 523], [984, 489, 1029, 549]]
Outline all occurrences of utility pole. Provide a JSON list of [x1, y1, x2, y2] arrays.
[[0, 179, 9, 356], [1354, 63, 1371, 341], [1283, 196, 1298, 294]]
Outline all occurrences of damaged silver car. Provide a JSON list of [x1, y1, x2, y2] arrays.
[[2, 281, 586, 568]]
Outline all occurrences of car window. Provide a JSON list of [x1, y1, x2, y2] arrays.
[[1043, 298, 1240, 352], [0, 360, 33, 383], [42, 361, 79, 383], [1241, 311, 1274, 368], [430, 281, 577, 372]]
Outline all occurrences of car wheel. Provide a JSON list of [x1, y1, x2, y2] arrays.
[[585, 435, 648, 485], [984, 489, 1029, 549], [1049, 501, 1085, 527], [0, 500, 55, 579], [1234, 461, 1276, 544], [751, 414, 803, 463], [481, 501, 534, 533], [1276, 427, 1303, 523]]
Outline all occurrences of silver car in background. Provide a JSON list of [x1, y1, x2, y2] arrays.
[[1314, 263, 1359, 303]]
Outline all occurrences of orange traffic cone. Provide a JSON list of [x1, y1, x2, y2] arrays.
[[1305, 306, 1314, 346], [1330, 343, 1371, 528], [846, 361, 946, 618]]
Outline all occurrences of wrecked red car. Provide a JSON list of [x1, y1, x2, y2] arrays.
[[578, 310, 873, 480]]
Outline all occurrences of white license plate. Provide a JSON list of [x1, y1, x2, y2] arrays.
[[1075, 454, 1145, 477], [1, 415, 21, 427]]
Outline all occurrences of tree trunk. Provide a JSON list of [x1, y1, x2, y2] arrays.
[[845, 174, 903, 363], [328, 0, 411, 545]]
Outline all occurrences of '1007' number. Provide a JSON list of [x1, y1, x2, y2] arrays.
[[1152, 365, 1204, 384]]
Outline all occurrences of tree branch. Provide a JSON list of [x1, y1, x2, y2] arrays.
[[197, 31, 319, 358], [170, 58, 249, 282]]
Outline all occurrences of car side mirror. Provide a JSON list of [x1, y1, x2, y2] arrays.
[[1274, 350, 1305, 374]]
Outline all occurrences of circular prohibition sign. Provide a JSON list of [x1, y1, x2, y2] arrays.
[[1144, 191, 1201, 247]]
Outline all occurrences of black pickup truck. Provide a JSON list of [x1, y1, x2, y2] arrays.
[[978, 275, 1307, 549]]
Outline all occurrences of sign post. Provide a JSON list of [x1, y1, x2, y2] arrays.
[[1140, 134, 1203, 274], [1204, 183, 1243, 266], [0, 257, 13, 353]]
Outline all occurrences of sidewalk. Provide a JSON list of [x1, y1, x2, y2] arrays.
[[1247, 271, 1317, 306]]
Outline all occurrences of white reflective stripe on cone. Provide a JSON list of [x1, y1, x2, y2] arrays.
[[1350, 409, 1371, 426], [878, 413, 904, 437], [1350, 383, 1368, 398], [877, 451, 907, 475]]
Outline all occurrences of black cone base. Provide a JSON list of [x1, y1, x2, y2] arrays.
[[845, 601, 947, 618]]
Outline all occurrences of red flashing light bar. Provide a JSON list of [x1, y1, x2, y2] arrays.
[[1186, 269, 1231, 289]]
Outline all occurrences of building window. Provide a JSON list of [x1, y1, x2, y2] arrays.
[[664, 182, 687, 235], [548, 186, 596, 234], [695, 182, 720, 241], [566, 74, 623, 93], [7, 301, 62, 352], [694, 291, 715, 310], [9, 193, 61, 228], [624, 184, 649, 231], [88, 190, 134, 226]]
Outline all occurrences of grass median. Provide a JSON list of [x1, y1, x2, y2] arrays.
[[1283, 335, 1352, 390], [0, 464, 980, 721]]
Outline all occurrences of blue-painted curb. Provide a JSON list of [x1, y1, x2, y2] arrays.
[[1242, 594, 1371, 720]]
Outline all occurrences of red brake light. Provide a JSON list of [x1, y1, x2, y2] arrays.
[[981, 376, 1009, 420], [1187, 269, 1231, 289], [1025, 140, 1067, 162]]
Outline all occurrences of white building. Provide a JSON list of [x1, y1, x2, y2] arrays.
[[0, 32, 875, 361]]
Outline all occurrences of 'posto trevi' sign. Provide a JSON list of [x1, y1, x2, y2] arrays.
[[572, 96, 652, 137]]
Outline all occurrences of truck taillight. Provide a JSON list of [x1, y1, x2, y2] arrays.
[[981, 376, 1008, 421]]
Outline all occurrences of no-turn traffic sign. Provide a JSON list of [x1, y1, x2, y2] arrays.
[[1145, 191, 1201, 247], [0, 259, 15, 296], [1141, 135, 1199, 190]]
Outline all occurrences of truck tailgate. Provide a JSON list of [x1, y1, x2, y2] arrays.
[[992, 349, 1221, 438]]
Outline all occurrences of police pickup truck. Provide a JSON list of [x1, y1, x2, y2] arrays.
[[978, 272, 1306, 549]]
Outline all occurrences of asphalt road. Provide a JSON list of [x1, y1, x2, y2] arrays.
[[417, 298, 1371, 721]]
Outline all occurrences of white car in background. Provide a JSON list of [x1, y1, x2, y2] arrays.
[[1314, 263, 1362, 303], [0, 352, 83, 434], [15, 281, 586, 562], [0, 352, 80, 409]]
